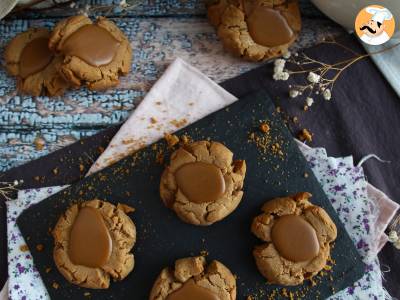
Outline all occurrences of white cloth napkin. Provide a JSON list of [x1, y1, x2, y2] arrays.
[[87, 58, 237, 175]]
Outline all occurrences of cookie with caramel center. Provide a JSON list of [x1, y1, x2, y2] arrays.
[[53, 199, 136, 289], [149, 256, 236, 300], [49, 15, 132, 90], [4, 28, 69, 96], [160, 140, 246, 226], [251, 192, 337, 286], [207, 0, 301, 61]]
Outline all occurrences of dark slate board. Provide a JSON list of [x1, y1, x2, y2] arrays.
[[17, 90, 364, 299]]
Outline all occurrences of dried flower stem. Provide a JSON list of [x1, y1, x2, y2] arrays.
[[0, 180, 22, 201], [287, 40, 400, 97]]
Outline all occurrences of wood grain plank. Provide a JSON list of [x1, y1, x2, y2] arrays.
[[6, 0, 324, 20], [0, 16, 343, 171]]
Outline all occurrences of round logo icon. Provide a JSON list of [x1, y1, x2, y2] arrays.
[[355, 5, 395, 46]]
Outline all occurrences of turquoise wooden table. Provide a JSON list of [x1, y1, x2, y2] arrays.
[[0, 0, 343, 172]]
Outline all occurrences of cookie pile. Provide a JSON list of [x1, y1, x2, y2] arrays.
[[52, 139, 337, 295], [4, 15, 132, 96]]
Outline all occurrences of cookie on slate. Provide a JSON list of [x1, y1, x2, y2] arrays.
[[53, 199, 136, 289], [207, 0, 301, 61], [251, 192, 337, 286], [149, 256, 236, 300], [160, 140, 246, 226], [4, 28, 69, 96], [49, 15, 132, 90]]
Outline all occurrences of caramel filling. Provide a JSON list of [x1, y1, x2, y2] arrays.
[[175, 162, 225, 204], [19, 37, 53, 78], [246, 6, 294, 47], [61, 24, 121, 67], [69, 206, 112, 268], [166, 279, 220, 300], [271, 215, 319, 262]]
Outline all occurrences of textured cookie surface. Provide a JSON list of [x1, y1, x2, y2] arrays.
[[207, 0, 301, 61], [53, 199, 136, 289], [149, 256, 236, 300], [251, 192, 337, 286], [160, 140, 246, 225], [4, 28, 69, 96], [49, 15, 132, 90]]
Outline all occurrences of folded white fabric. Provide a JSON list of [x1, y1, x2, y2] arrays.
[[87, 58, 237, 175]]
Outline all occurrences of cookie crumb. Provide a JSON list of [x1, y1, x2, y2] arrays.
[[169, 118, 187, 128], [34, 136, 46, 150], [84, 292, 91, 297], [36, 244, 44, 252], [298, 129, 312, 142], [164, 133, 179, 148], [150, 117, 157, 124], [259, 123, 270, 133], [180, 135, 191, 145], [52, 168, 59, 175], [79, 164, 85, 172], [19, 244, 29, 252], [52, 282, 59, 289], [292, 116, 298, 123], [117, 203, 135, 213], [200, 250, 209, 257], [45, 267, 52, 273], [303, 105, 309, 111], [304, 172, 309, 178]]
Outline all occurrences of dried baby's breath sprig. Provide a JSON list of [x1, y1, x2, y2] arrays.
[[0, 179, 23, 201], [272, 39, 400, 104]]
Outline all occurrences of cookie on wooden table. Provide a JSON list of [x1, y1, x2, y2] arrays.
[[160, 140, 246, 225], [251, 192, 337, 286], [207, 0, 301, 61], [4, 28, 69, 96], [49, 15, 132, 90], [149, 256, 236, 300], [53, 199, 136, 289]]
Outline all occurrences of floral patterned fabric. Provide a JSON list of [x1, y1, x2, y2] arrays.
[[6, 145, 390, 299]]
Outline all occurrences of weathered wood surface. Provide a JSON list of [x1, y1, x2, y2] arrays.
[[0, 1, 344, 172]]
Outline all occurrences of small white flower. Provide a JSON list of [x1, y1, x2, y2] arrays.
[[283, 51, 291, 59], [289, 89, 299, 98], [323, 88, 332, 101], [273, 71, 289, 81], [306, 97, 314, 107], [388, 231, 399, 243], [307, 72, 320, 83], [274, 59, 286, 68], [395, 239, 400, 250]]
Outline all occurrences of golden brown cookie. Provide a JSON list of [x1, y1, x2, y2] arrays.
[[149, 256, 236, 300], [207, 0, 301, 61], [4, 28, 69, 96], [251, 192, 337, 286], [53, 199, 136, 289], [160, 140, 246, 226], [49, 15, 132, 90]]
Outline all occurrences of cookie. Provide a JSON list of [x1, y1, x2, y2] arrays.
[[53, 199, 136, 289], [149, 256, 236, 300], [207, 0, 301, 61], [4, 28, 69, 96], [251, 192, 337, 286], [49, 15, 132, 90], [160, 140, 246, 225]]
